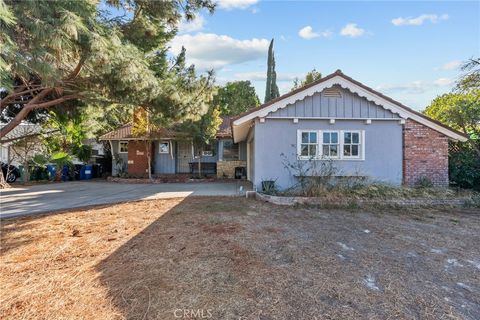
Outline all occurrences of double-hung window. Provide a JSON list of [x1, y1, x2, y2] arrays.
[[297, 129, 364, 160], [299, 131, 318, 159], [322, 131, 339, 158], [343, 131, 361, 158]]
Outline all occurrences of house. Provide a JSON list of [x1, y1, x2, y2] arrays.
[[0, 123, 47, 166], [101, 70, 467, 189], [99, 117, 247, 178], [231, 70, 467, 190]]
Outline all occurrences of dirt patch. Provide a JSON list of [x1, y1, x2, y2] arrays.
[[1, 197, 479, 319]]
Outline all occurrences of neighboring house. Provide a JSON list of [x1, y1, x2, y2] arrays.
[[231, 70, 467, 190], [99, 117, 247, 178], [0, 123, 46, 166]]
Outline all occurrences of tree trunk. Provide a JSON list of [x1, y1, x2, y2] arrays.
[[198, 153, 202, 179], [146, 140, 152, 180], [0, 170, 10, 189], [23, 158, 30, 185]]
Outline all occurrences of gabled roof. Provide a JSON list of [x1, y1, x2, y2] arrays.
[[232, 70, 468, 142], [99, 117, 233, 141]]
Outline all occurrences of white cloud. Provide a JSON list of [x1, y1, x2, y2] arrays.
[[377, 78, 453, 94], [178, 15, 205, 33], [234, 71, 300, 82], [298, 26, 332, 40], [169, 33, 269, 70], [436, 60, 462, 71], [340, 23, 366, 38], [216, 0, 258, 10], [391, 14, 449, 26], [433, 77, 454, 86]]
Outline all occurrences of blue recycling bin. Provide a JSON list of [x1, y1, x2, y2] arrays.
[[84, 164, 93, 180], [47, 164, 56, 181], [80, 165, 93, 180], [61, 165, 69, 182]]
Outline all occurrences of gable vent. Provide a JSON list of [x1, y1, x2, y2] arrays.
[[323, 88, 342, 98]]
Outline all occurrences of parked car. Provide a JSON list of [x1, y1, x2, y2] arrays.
[[1, 162, 21, 183]]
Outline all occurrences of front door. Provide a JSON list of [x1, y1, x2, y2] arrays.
[[176, 140, 192, 173]]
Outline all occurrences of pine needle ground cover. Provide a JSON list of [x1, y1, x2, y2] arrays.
[[1, 197, 479, 319]]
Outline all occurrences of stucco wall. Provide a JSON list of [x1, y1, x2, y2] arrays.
[[252, 118, 403, 190]]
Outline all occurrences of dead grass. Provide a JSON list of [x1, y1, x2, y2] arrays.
[[1, 197, 479, 319]]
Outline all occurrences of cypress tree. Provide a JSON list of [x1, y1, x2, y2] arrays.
[[264, 39, 280, 103], [264, 39, 273, 103]]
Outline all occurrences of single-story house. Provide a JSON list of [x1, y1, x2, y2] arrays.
[[231, 70, 467, 190], [100, 70, 467, 189], [99, 117, 247, 178]]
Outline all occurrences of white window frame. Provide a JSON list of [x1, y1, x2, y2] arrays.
[[119, 141, 128, 153], [320, 130, 340, 159], [297, 130, 319, 160], [342, 130, 362, 159], [297, 129, 365, 161], [158, 141, 170, 154]]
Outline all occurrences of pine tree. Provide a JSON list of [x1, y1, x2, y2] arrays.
[[264, 39, 280, 103]]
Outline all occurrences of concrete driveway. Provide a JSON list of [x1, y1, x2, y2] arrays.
[[0, 180, 251, 219]]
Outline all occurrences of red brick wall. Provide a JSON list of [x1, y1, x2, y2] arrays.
[[127, 141, 151, 177], [403, 119, 449, 187]]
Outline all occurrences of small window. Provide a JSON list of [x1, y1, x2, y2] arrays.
[[159, 141, 170, 154], [299, 131, 317, 158], [119, 141, 128, 153], [194, 143, 216, 158], [322, 131, 339, 158], [223, 140, 239, 160], [343, 131, 361, 158]]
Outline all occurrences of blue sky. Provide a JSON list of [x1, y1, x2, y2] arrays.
[[169, 0, 479, 110]]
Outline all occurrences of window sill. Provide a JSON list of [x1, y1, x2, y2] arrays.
[[297, 156, 364, 161]]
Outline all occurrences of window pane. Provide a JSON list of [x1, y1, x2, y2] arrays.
[[323, 132, 330, 143], [352, 132, 359, 144], [344, 145, 351, 156], [344, 132, 351, 144], [301, 145, 308, 156], [352, 145, 359, 156], [330, 145, 338, 156], [223, 140, 239, 160], [309, 145, 316, 156], [331, 132, 338, 144], [322, 145, 329, 156], [302, 132, 308, 143], [309, 132, 317, 143]]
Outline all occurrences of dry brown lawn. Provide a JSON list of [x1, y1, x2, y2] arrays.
[[1, 197, 479, 320]]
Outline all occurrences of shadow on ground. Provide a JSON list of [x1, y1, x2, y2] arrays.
[[95, 198, 480, 319]]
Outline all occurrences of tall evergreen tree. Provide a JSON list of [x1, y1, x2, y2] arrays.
[[264, 39, 279, 103]]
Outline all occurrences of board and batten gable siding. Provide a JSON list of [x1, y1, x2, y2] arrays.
[[252, 118, 403, 190], [267, 85, 401, 119]]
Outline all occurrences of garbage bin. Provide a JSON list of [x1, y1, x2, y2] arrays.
[[61, 165, 69, 182], [46, 164, 56, 181], [84, 164, 93, 180]]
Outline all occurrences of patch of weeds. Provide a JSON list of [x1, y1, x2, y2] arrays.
[[207, 216, 223, 225], [449, 218, 459, 224], [463, 192, 480, 208]]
